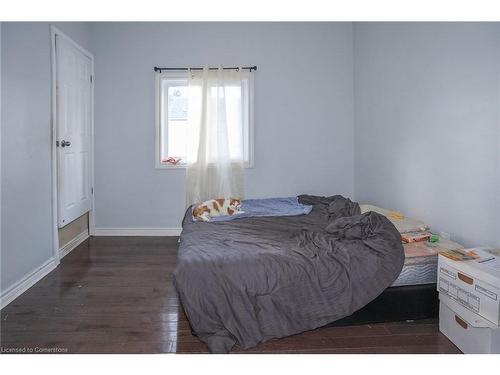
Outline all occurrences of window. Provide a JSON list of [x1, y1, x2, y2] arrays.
[[155, 71, 254, 168]]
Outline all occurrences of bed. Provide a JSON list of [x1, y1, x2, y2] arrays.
[[329, 238, 464, 327], [174, 195, 405, 353], [329, 205, 464, 327], [395, 238, 463, 287]]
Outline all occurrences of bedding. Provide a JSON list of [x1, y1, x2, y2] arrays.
[[359, 204, 428, 233], [192, 197, 313, 222], [174, 195, 405, 353], [392, 238, 464, 287]]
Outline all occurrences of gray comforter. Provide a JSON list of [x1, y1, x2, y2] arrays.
[[173, 195, 404, 353]]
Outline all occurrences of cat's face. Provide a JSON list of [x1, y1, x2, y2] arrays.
[[229, 198, 241, 209], [192, 205, 210, 219]]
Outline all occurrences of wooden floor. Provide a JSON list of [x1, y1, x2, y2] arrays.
[[0, 237, 461, 354]]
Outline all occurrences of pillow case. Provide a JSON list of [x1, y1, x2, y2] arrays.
[[359, 204, 428, 233]]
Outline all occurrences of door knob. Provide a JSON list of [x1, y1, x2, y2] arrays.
[[61, 140, 71, 147]]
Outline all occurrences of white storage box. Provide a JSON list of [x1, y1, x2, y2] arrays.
[[439, 301, 500, 354], [438, 251, 500, 325]]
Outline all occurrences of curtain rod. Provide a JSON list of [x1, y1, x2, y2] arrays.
[[154, 66, 257, 73]]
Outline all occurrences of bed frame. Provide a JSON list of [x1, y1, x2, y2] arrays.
[[329, 283, 439, 326]]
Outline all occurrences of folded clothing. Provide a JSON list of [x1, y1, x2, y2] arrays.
[[359, 204, 428, 233], [192, 196, 313, 222], [401, 231, 432, 243]]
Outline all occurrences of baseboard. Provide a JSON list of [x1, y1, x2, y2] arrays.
[[59, 230, 89, 259], [0, 258, 58, 309], [93, 227, 182, 236]]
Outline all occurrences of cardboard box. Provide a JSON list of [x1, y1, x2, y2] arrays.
[[439, 301, 500, 354], [438, 251, 500, 325]]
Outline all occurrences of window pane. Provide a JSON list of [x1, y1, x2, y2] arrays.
[[168, 86, 188, 120], [167, 119, 187, 158], [225, 86, 244, 161], [160, 80, 188, 164]]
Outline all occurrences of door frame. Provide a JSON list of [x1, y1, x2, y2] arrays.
[[50, 25, 95, 264]]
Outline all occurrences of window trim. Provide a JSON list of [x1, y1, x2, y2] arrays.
[[154, 71, 254, 169]]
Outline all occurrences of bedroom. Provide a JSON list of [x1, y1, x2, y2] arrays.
[[1, 0, 500, 372]]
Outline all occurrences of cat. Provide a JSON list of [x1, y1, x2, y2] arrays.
[[192, 198, 243, 222]]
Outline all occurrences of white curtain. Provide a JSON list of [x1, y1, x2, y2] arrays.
[[186, 66, 245, 206]]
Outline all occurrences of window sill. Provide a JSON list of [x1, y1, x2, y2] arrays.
[[156, 163, 187, 169], [155, 162, 254, 170]]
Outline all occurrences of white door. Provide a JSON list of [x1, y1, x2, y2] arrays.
[[56, 35, 92, 228]]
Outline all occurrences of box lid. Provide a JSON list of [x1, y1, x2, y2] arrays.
[[439, 248, 500, 288]]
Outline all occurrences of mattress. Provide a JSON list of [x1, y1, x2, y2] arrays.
[[392, 238, 463, 287], [392, 262, 438, 286]]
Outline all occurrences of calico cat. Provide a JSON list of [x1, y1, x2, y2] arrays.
[[192, 198, 243, 222]]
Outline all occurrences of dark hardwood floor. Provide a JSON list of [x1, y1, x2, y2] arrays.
[[0, 237, 461, 354]]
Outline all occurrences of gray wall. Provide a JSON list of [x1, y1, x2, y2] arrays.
[[1, 22, 92, 295], [91, 22, 355, 229], [353, 23, 500, 247], [2, 22, 499, 300]]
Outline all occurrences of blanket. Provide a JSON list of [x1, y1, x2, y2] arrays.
[[174, 195, 404, 353], [193, 196, 313, 222]]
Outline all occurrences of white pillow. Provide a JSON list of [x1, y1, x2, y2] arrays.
[[359, 204, 429, 233]]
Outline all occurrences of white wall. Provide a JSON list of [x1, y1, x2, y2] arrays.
[[354, 22, 500, 247], [91, 22, 355, 230], [1, 22, 92, 298]]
